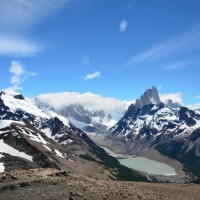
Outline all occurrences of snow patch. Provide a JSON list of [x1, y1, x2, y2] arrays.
[[43, 145, 51, 151], [0, 163, 5, 172], [41, 128, 52, 139], [0, 120, 25, 130], [54, 149, 64, 158], [68, 158, 75, 162], [0, 154, 4, 159], [0, 139, 33, 162], [20, 128, 47, 144], [61, 139, 73, 145]]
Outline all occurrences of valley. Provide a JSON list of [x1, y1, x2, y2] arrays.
[[1, 1, 200, 199]]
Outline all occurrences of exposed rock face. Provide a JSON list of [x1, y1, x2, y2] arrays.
[[135, 86, 161, 108], [14, 94, 25, 100]]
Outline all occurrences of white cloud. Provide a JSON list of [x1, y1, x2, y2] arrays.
[[10, 62, 25, 84], [0, 0, 76, 57], [127, 25, 200, 64], [9, 60, 36, 90], [37, 92, 133, 113], [84, 71, 101, 80], [119, 20, 128, 32], [160, 92, 182, 104]]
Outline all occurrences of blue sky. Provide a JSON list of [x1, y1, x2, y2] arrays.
[[1, 0, 200, 107]]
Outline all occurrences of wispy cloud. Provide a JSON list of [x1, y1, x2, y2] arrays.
[[0, 35, 45, 57], [158, 85, 162, 90], [164, 61, 188, 70], [9, 60, 36, 91], [0, 0, 74, 29], [82, 55, 91, 65], [195, 95, 200, 99], [127, 25, 200, 64], [84, 71, 101, 80], [0, 0, 76, 57], [119, 20, 128, 32]]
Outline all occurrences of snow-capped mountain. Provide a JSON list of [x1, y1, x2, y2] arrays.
[[53, 104, 121, 133], [0, 89, 140, 181], [0, 90, 92, 172], [107, 87, 200, 179]]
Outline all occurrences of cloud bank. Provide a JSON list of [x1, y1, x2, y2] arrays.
[[160, 92, 182, 104], [37, 92, 133, 113]]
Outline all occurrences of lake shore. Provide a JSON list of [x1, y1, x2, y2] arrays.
[[102, 146, 195, 183]]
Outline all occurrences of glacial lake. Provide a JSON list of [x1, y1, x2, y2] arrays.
[[102, 147, 177, 176], [118, 156, 177, 176]]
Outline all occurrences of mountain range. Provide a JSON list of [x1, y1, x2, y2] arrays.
[[0, 89, 142, 181], [36, 93, 128, 134], [0, 87, 200, 183], [37, 86, 200, 182], [33, 87, 200, 182], [105, 87, 200, 182]]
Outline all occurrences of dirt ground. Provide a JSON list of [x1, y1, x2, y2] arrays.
[[0, 168, 200, 200]]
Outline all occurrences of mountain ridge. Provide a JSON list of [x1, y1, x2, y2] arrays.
[[105, 87, 200, 182], [0, 89, 144, 181]]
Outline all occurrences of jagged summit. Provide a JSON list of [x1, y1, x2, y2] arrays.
[[135, 86, 161, 108]]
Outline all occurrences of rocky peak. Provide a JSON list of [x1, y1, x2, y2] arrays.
[[135, 86, 161, 108], [165, 99, 180, 109], [14, 94, 25, 100]]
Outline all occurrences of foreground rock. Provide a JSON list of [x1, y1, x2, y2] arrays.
[[0, 168, 199, 200]]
